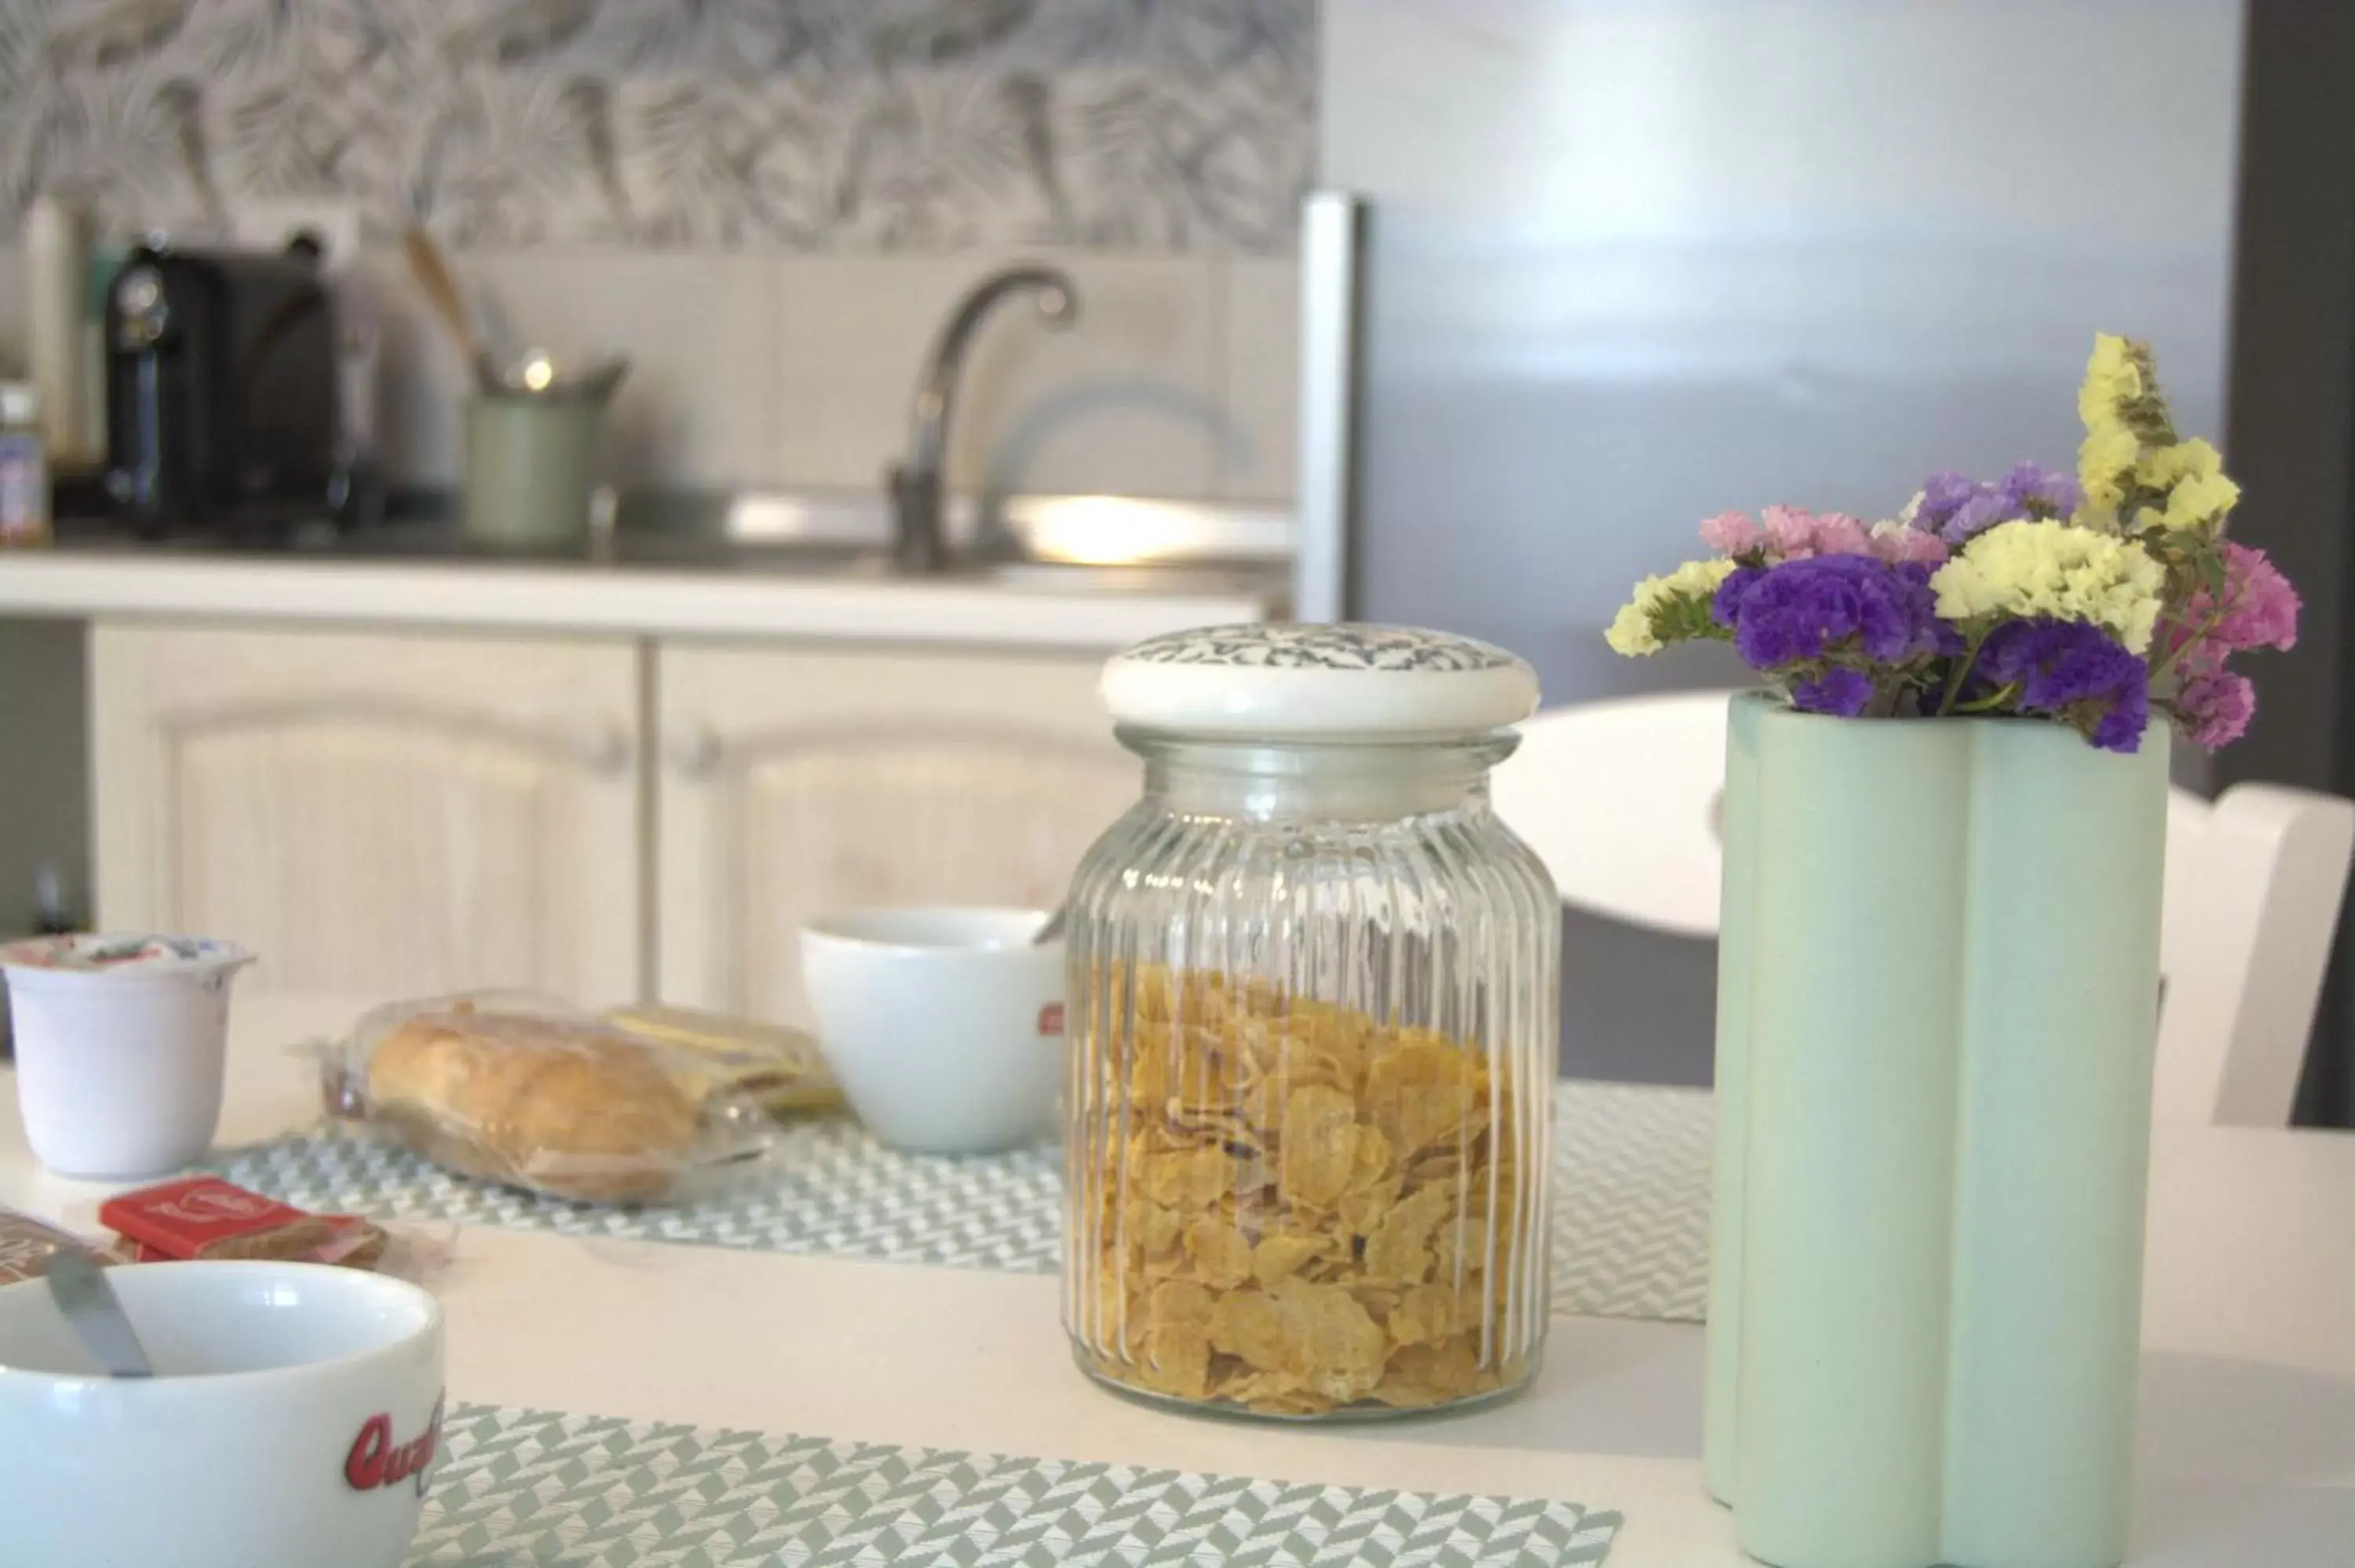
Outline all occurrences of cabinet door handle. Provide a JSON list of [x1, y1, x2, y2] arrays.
[[570, 719, 634, 779], [667, 724, 721, 779]]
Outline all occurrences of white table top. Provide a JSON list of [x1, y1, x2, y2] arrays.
[[4, 994, 2351, 1566]]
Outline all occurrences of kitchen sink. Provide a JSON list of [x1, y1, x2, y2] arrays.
[[46, 488, 1294, 595], [614, 489, 1293, 570]]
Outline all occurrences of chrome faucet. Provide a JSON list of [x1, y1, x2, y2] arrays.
[[888, 264, 1078, 571]]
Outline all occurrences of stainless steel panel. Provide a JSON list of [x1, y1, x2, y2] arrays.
[[1293, 191, 1366, 621], [1325, 0, 2247, 1083], [1329, 0, 2244, 707]]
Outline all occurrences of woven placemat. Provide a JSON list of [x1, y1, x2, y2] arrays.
[[214, 1082, 1713, 1322], [409, 1403, 1623, 1566]]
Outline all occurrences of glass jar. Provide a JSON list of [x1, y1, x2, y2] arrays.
[[1063, 624, 1559, 1419]]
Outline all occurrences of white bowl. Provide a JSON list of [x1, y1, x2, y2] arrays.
[[0, 1260, 446, 1568], [801, 907, 1064, 1154], [0, 933, 255, 1178]]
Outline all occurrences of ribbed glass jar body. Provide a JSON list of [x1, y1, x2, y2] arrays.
[[1063, 730, 1558, 1418]]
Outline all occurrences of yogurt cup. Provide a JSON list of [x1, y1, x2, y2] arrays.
[[0, 934, 255, 1179]]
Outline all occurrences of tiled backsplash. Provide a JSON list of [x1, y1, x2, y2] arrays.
[[0, 2, 1310, 504], [0, 0, 1314, 254], [357, 246, 1300, 502]]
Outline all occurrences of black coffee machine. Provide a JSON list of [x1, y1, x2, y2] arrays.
[[103, 236, 345, 536]]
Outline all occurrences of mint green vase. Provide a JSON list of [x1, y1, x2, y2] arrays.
[[1705, 693, 2167, 1568]]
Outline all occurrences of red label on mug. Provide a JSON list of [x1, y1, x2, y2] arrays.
[[1038, 1001, 1065, 1037], [345, 1395, 444, 1497]]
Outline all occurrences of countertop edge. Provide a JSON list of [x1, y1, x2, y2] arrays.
[[0, 554, 1282, 650]]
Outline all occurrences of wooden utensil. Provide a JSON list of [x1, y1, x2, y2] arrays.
[[402, 227, 487, 374]]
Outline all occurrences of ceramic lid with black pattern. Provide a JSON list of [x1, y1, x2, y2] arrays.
[[1101, 622, 1540, 740]]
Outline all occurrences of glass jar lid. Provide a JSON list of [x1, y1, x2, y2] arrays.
[[1102, 622, 1539, 741]]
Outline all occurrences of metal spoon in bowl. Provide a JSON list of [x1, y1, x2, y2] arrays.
[[43, 1251, 154, 1379], [1031, 906, 1067, 946]]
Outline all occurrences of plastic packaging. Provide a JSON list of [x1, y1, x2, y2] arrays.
[[101, 1177, 389, 1269], [328, 994, 775, 1204], [0, 1205, 115, 1285], [601, 1002, 842, 1115], [0, 382, 49, 546]]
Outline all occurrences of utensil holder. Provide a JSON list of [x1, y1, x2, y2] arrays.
[[462, 395, 605, 548]]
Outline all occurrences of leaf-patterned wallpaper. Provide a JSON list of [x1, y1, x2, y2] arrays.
[[0, 0, 1316, 251]]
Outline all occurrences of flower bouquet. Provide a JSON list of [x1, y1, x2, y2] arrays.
[[1608, 334, 2298, 751], [1671, 337, 2271, 1568]]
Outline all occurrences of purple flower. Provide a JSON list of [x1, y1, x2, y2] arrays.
[[1914, 463, 2081, 544], [1711, 555, 1955, 670], [1711, 564, 1762, 630], [2176, 669, 2255, 749], [1973, 620, 2151, 752], [2001, 461, 2083, 520], [1791, 668, 1875, 716], [1915, 472, 1980, 533]]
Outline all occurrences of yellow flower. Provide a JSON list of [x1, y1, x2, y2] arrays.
[[1605, 598, 1662, 656], [2076, 420, 2141, 517], [2139, 437, 2222, 489], [1930, 519, 2167, 654], [2163, 468, 2241, 531], [2077, 334, 2144, 429], [1605, 557, 1736, 657]]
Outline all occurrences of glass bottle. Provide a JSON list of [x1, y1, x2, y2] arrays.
[[0, 382, 50, 547], [1062, 624, 1558, 1419]]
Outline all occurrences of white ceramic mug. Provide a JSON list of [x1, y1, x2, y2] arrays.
[[0, 1260, 447, 1568], [801, 907, 1064, 1154], [0, 934, 255, 1179]]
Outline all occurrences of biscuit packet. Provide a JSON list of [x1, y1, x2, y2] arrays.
[[0, 1205, 118, 1285], [325, 992, 776, 1205], [100, 1176, 392, 1269]]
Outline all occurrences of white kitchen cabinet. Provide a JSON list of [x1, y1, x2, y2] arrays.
[[90, 622, 644, 1005], [655, 643, 1134, 1024], [85, 623, 1145, 1023]]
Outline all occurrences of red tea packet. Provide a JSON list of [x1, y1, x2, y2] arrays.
[[100, 1177, 389, 1269]]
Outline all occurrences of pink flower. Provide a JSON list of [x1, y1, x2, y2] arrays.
[[1868, 523, 1950, 567], [1700, 510, 1765, 556], [1754, 505, 1882, 560], [2176, 669, 2255, 749], [1810, 512, 1875, 556], [2209, 542, 2299, 653], [2176, 542, 2299, 676], [1761, 505, 1818, 556]]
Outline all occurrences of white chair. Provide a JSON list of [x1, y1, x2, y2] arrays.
[[1492, 689, 2355, 1128]]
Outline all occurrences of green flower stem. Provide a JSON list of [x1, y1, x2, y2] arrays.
[[2147, 610, 2224, 686], [1937, 629, 1991, 717]]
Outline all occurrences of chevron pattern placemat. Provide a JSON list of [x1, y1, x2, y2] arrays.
[[1554, 1083, 1714, 1321], [212, 1082, 1714, 1322], [408, 1403, 1623, 1567]]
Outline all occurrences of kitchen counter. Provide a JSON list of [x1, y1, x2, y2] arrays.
[[0, 512, 1288, 649]]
